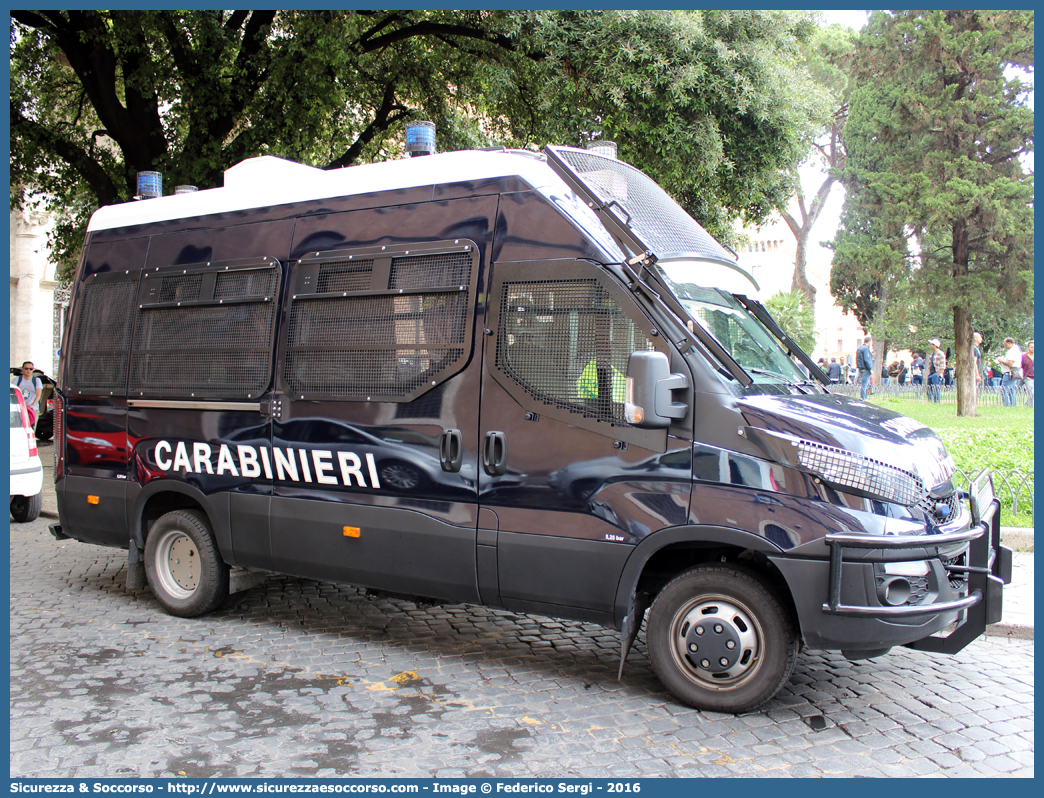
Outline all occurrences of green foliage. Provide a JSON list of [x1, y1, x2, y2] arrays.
[[830, 10, 1034, 416], [884, 302, 1033, 360], [872, 397, 1034, 525], [764, 290, 816, 353], [11, 10, 830, 278]]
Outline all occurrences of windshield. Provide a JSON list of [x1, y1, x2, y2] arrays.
[[656, 263, 809, 387]]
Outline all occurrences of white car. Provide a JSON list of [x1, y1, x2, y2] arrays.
[[10, 384, 43, 522]]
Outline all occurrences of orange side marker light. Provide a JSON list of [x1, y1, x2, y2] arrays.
[[343, 526, 361, 538], [87, 495, 100, 505]]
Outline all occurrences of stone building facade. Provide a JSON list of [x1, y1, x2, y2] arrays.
[[735, 214, 868, 368], [10, 205, 64, 376]]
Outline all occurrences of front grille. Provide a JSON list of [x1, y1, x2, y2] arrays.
[[917, 490, 964, 525], [874, 573, 932, 606], [943, 550, 969, 591], [907, 575, 931, 604]]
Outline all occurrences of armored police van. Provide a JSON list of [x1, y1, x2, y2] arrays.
[[51, 142, 1011, 712]]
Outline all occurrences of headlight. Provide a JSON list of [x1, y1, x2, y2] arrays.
[[796, 440, 923, 506]]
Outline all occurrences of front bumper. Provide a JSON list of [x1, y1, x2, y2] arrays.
[[771, 471, 1013, 654]]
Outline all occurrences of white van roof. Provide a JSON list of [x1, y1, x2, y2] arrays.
[[86, 149, 564, 233]]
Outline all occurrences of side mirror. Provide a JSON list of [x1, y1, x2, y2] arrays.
[[624, 350, 689, 428]]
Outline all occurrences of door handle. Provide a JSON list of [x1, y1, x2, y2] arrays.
[[440, 428, 463, 472], [482, 431, 507, 477]]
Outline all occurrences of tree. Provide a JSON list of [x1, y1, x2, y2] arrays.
[[11, 10, 829, 278], [827, 74, 917, 379], [764, 290, 816, 353], [828, 150, 917, 377], [782, 22, 856, 306], [832, 10, 1034, 415]]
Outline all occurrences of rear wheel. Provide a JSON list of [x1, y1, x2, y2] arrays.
[[10, 492, 42, 523], [144, 509, 229, 617], [647, 564, 798, 713]]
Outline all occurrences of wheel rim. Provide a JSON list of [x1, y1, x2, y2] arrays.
[[381, 463, 420, 490], [669, 593, 763, 691], [11, 496, 27, 516], [152, 529, 200, 599]]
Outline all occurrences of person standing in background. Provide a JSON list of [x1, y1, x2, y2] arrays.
[[1021, 340, 1034, 407], [856, 335, 874, 400], [11, 361, 42, 426], [926, 339, 946, 403], [997, 336, 1022, 407], [827, 357, 841, 384], [998, 336, 1022, 405], [972, 331, 985, 391]]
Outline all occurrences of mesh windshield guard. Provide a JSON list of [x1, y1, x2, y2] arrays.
[[546, 145, 737, 266]]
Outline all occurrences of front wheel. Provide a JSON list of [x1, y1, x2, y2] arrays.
[[144, 509, 229, 617], [646, 564, 798, 713]]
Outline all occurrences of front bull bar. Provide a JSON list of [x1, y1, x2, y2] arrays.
[[820, 471, 1012, 655]]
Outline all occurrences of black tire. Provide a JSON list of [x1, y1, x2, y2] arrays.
[[10, 492, 42, 523], [144, 509, 229, 617], [646, 564, 798, 713]]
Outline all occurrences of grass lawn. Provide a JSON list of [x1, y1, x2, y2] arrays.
[[868, 397, 1034, 527]]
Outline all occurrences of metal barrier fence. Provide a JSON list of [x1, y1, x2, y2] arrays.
[[828, 381, 1034, 407], [827, 381, 1034, 518], [953, 467, 1035, 518]]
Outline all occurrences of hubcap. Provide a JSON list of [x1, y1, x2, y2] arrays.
[[154, 529, 199, 599], [672, 595, 762, 689]]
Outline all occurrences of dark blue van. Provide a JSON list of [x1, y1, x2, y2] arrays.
[[50, 144, 1011, 712]]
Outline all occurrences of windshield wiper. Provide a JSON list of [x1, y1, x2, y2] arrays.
[[733, 295, 830, 386], [748, 369, 822, 394]]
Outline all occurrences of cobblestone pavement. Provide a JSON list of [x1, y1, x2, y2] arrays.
[[10, 456, 1035, 780]]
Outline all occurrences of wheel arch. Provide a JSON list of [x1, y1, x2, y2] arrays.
[[129, 479, 232, 562], [613, 525, 796, 630]]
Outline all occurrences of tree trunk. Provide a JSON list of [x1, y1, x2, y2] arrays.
[[873, 338, 888, 394], [954, 305, 977, 417], [951, 216, 976, 417], [789, 235, 817, 306]]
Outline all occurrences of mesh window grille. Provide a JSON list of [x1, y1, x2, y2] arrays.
[[552, 147, 734, 264], [390, 252, 472, 290], [796, 439, 923, 507], [158, 274, 203, 303], [495, 279, 654, 424], [284, 250, 474, 400], [316, 258, 374, 293], [69, 279, 138, 393], [214, 268, 279, 299], [129, 266, 278, 399]]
